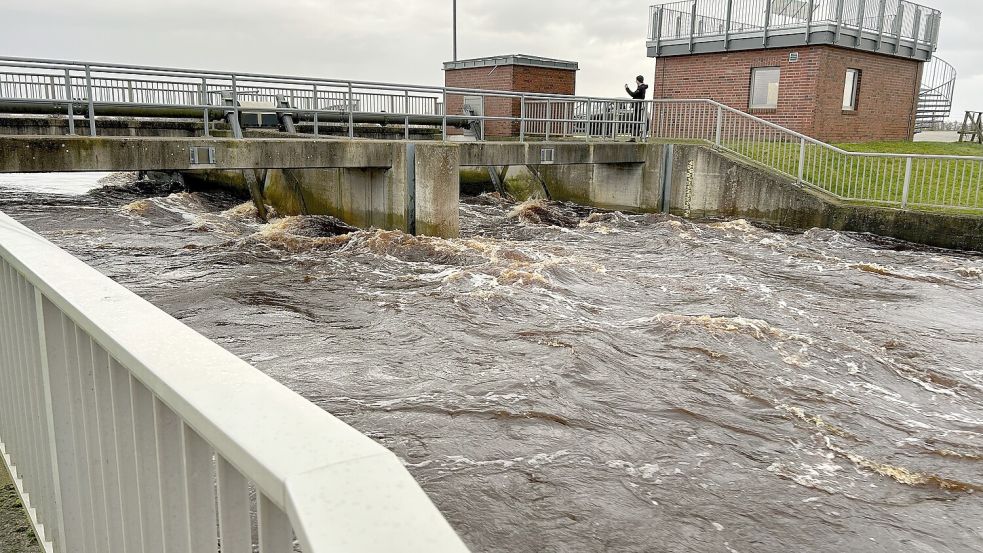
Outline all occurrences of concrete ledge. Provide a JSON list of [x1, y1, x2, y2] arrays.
[[0, 136, 396, 173], [458, 142, 646, 167]]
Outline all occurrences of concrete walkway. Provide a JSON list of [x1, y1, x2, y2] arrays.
[[0, 461, 41, 553]]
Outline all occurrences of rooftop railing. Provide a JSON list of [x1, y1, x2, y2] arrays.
[[648, 0, 942, 58]]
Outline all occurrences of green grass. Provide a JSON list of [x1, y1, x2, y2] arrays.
[[716, 139, 983, 213], [835, 141, 983, 157]]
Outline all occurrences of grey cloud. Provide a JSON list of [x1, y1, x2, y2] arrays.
[[0, 0, 977, 121]]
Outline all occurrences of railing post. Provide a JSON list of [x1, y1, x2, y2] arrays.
[[834, 0, 844, 44], [347, 82, 355, 139], [403, 89, 410, 140], [901, 157, 913, 208], [84, 64, 96, 137], [893, 2, 905, 54], [314, 84, 320, 137], [33, 289, 69, 553], [653, 7, 663, 56], [586, 99, 593, 139], [723, 0, 733, 50], [911, 7, 922, 47], [63, 69, 75, 136], [689, 1, 698, 52], [230, 74, 242, 139], [441, 89, 448, 141], [519, 94, 526, 142], [763, 0, 772, 47], [546, 98, 551, 142], [805, 0, 814, 44], [855, 0, 866, 47], [798, 138, 806, 183], [714, 104, 723, 147], [875, 0, 887, 52]]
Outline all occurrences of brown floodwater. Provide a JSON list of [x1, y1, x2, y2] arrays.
[[1, 173, 982, 553]]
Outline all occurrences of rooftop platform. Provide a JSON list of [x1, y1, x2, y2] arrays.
[[647, 0, 941, 61]]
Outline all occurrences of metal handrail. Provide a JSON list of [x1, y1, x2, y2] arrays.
[[649, 0, 942, 52], [651, 98, 983, 212], [0, 211, 468, 553]]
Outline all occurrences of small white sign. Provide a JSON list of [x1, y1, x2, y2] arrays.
[[789, 52, 800, 63]]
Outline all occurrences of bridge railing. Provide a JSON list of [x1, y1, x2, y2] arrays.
[[0, 210, 468, 553], [0, 56, 650, 141], [651, 99, 983, 212]]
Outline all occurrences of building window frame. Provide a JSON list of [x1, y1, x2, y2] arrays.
[[749, 67, 781, 110], [843, 68, 861, 112]]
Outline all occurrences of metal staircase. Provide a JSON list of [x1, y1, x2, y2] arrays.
[[916, 56, 956, 132]]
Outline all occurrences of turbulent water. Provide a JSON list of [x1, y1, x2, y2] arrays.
[[3, 173, 983, 553]]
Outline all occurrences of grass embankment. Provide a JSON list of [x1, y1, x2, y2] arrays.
[[719, 139, 983, 212], [0, 461, 41, 553]]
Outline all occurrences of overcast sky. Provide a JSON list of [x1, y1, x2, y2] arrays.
[[1, 0, 978, 120]]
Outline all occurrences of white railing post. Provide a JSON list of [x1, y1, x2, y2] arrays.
[[33, 290, 69, 553], [347, 82, 355, 139], [519, 94, 526, 142], [715, 104, 723, 147], [403, 89, 410, 140], [63, 68, 75, 136], [441, 89, 448, 141], [798, 138, 807, 183], [902, 157, 913, 208], [84, 64, 96, 136]]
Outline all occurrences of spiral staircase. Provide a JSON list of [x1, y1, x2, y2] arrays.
[[915, 56, 957, 132]]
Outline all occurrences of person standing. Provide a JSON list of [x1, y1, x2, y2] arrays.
[[625, 76, 649, 139]]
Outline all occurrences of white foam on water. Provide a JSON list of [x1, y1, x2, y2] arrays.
[[0, 172, 112, 195]]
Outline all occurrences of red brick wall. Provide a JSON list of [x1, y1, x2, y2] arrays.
[[811, 48, 921, 142], [445, 65, 576, 137], [652, 45, 922, 142]]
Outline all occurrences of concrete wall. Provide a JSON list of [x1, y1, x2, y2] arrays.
[[185, 143, 460, 239], [666, 144, 983, 251]]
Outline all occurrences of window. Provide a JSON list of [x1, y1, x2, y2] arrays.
[[750, 67, 781, 109], [843, 69, 860, 111]]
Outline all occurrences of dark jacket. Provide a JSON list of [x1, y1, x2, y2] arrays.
[[626, 82, 649, 100]]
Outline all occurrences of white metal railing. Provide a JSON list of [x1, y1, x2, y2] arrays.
[[652, 99, 983, 212], [649, 0, 942, 54], [0, 56, 649, 141], [0, 210, 468, 553]]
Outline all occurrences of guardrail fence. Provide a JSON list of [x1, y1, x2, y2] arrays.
[[649, 0, 942, 52], [652, 99, 983, 212], [0, 56, 650, 142], [0, 211, 468, 553]]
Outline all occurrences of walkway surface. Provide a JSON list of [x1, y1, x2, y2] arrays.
[[0, 461, 41, 553]]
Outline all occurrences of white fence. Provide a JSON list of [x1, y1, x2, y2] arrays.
[[0, 211, 468, 553], [650, 99, 983, 212]]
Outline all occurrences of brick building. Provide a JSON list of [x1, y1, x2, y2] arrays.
[[443, 55, 578, 138], [647, 0, 943, 142]]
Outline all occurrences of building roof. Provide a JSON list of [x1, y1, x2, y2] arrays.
[[443, 54, 579, 71]]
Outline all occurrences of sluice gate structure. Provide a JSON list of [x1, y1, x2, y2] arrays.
[[0, 44, 982, 553]]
